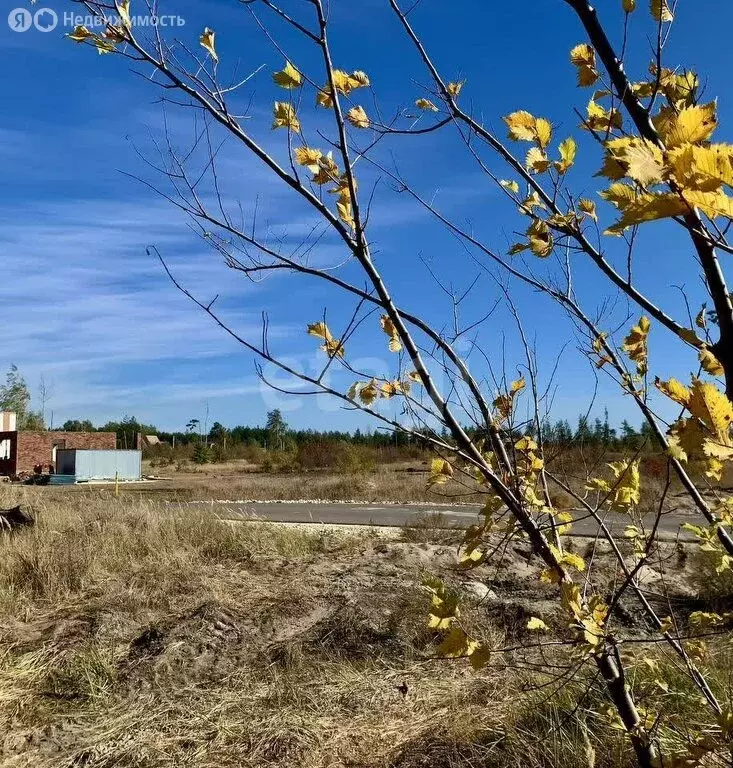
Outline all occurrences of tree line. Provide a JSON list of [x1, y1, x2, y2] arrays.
[[0, 365, 658, 451], [60, 408, 656, 452]]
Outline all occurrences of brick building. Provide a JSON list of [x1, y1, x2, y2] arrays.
[[0, 430, 117, 476]]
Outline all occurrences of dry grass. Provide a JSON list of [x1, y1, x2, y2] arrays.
[[11, 445, 727, 510], [9, 459, 485, 505], [0, 489, 730, 767]]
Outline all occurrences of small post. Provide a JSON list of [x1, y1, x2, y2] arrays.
[[114, 471, 119, 498]]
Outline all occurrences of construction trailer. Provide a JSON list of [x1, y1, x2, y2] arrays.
[[55, 449, 142, 482]]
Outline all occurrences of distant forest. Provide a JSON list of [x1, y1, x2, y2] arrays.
[[57, 408, 656, 452]]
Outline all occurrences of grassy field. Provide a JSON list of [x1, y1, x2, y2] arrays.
[[0, 489, 731, 767], [10, 447, 728, 511], [11, 458, 467, 505]]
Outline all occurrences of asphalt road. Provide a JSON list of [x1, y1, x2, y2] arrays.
[[179, 501, 695, 540]]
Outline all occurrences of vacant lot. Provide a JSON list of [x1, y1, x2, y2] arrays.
[[0, 489, 730, 767], [13, 448, 731, 513], [15, 458, 454, 505]]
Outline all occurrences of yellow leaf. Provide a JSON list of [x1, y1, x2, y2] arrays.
[[579, 199, 598, 221], [505, 111, 552, 147], [349, 379, 379, 405], [560, 551, 586, 572], [622, 141, 665, 186], [596, 152, 628, 181], [622, 315, 651, 375], [679, 327, 704, 348], [67, 25, 94, 42], [307, 321, 333, 342], [329, 69, 366, 96], [607, 459, 642, 511], [415, 98, 439, 112], [560, 582, 584, 619], [599, 182, 636, 209], [272, 102, 300, 131], [667, 144, 733, 192], [519, 190, 547, 215], [199, 27, 218, 63], [429, 458, 454, 486], [500, 179, 520, 194], [557, 137, 577, 173], [511, 377, 526, 394], [623, 0, 636, 12], [526, 147, 552, 173], [682, 190, 733, 221], [294, 146, 323, 174], [632, 81, 657, 100], [601, 137, 664, 186], [446, 81, 465, 98], [592, 332, 608, 354], [360, 380, 379, 405], [527, 219, 553, 257], [311, 152, 340, 185], [688, 611, 725, 629], [514, 435, 538, 452], [570, 43, 599, 87], [336, 198, 354, 229], [540, 568, 561, 584], [650, 0, 674, 22], [688, 379, 733, 439], [586, 477, 611, 493], [272, 61, 302, 89], [380, 380, 405, 399], [585, 99, 622, 133], [316, 87, 333, 108], [705, 455, 726, 480], [458, 548, 487, 570], [527, 617, 549, 631], [493, 377, 525, 421], [655, 377, 691, 407], [329, 174, 354, 204], [308, 321, 345, 359], [663, 103, 717, 149], [346, 105, 370, 129], [699, 348, 724, 377], [407, 370, 423, 385], [350, 70, 370, 87], [505, 111, 538, 142], [657, 70, 699, 107], [535, 118, 552, 150], [604, 192, 687, 235], [94, 38, 117, 54], [428, 598, 459, 630], [380, 315, 402, 352], [696, 305, 708, 329], [332, 69, 354, 94], [436, 626, 479, 658]]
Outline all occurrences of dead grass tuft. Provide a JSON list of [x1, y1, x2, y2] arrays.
[[0, 489, 727, 767]]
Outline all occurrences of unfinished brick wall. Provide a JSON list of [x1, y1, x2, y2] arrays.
[[14, 432, 117, 474]]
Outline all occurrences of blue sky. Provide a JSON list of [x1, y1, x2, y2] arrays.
[[1, 0, 731, 433]]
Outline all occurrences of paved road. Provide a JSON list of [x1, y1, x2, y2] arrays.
[[178, 501, 695, 540]]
